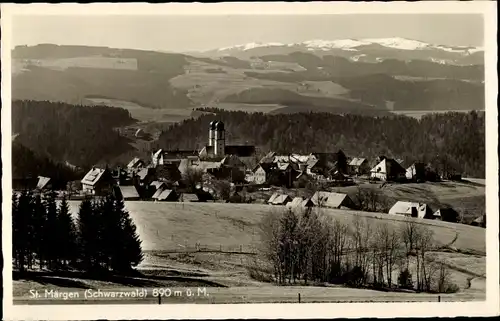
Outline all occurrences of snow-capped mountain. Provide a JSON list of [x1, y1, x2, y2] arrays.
[[199, 37, 484, 65]]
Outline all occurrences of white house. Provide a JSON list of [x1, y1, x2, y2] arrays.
[[388, 201, 433, 219]]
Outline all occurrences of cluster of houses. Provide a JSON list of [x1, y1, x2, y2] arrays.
[[20, 120, 484, 227], [267, 191, 463, 224]]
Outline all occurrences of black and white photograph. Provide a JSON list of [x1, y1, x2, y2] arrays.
[[1, 2, 498, 320]]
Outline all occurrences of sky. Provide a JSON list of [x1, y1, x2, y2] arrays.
[[11, 14, 484, 52]]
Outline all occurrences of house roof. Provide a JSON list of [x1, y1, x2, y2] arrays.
[[268, 192, 280, 204], [221, 155, 245, 167], [152, 149, 163, 159], [127, 157, 143, 168], [301, 198, 314, 207], [312, 191, 352, 208], [224, 145, 256, 157], [286, 197, 304, 208], [137, 168, 154, 181], [182, 193, 199, 202], [150, 181, 166, 190], [273, 194, 291, 205], [371, 158, 406, 175], [154, 189, 176, 201], [81, 168, 109, 186], [349, 157, 366, 166], [194, 161, 222, 172], [36, 176, 51, 190], [255, 163, 278, 173], [389, 201, 430, 218], [259, 151, 276, 164], [330, 171, 347, 180], [119, 185, 140, 199], [277, 162, 291, 171]]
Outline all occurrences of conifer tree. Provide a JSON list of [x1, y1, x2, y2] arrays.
[[32, 193, 47, 269], [12, 192, 21, 270], [98, 195, 118, 271], [43, 190, 59, 269], [112, 198, 143, 272], [13, 190, 35, 272], [76, 197, 98, 271], [57, 196, 78, 268]]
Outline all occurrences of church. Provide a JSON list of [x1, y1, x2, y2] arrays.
[[152, 121, 255, 166], [198, 121, 255, 160]]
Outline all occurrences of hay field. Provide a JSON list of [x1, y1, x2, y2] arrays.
[[13, 201, 486, 304], [65, 201, 485, 255]]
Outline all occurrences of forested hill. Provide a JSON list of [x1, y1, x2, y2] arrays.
[[157, 109, 485, 178], [12, 142, 84, 186], [12, 100, 136, 168]]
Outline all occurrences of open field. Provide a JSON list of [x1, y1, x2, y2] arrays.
[[12, 57, 138, 75], [61, 201, 485, 254], [170, 58, 356, 109], [14, 201, 486, 304], [335, 180, 486, 224], [83, 98, 194, 123]]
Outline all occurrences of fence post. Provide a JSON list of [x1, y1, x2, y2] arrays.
[[220, 244, 222, 252], [240, 244, 242, 253], [158, 295, 162, 305], [298, 293, 301, 303], [438, 295, 441, 302]]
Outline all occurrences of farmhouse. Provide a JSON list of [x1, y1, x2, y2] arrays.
[[406, 163, 426, 181], [388, 201, 433, 219], [433, 208, 459, 223], [370, 157, 406, 181], [311, 191, 356, 210], [81, 167, 115, 196], [471, 214, 486, 228], [310, 150, 348, 175], [349, 157, 370, 175], [252, 163, 279, 185]]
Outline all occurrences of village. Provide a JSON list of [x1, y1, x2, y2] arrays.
[[21, 120, 484, 227]]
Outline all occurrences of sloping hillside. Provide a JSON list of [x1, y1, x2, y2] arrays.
[[12, 44, 484, 119], [12, 100, 137, 168], [157, 109, 485, 178]]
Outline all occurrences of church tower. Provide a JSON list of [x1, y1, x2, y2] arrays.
[[214, 121, 225, 157], [208, 121, 216, 147]]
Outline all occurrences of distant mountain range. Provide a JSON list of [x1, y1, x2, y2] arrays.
[[197, 37, 484, 65], [11, 39, 484, 122]]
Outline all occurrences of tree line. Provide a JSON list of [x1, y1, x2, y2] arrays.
[[12, 100, 136, 169], [254, 207, 458, 293], [12, 190, 143, 274], [158, 109, 485, 178]]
